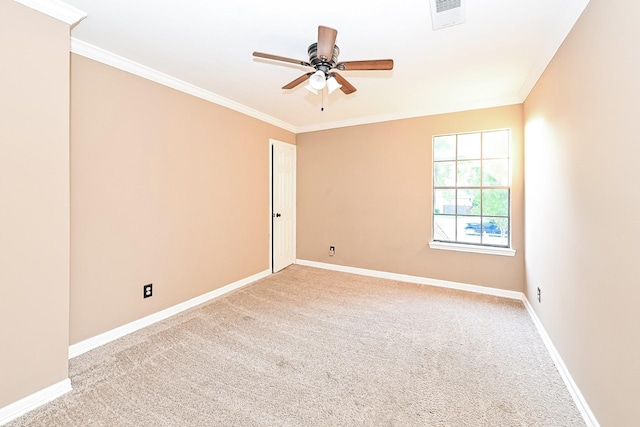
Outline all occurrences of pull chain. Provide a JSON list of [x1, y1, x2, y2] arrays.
[[321, 87, 325, 111]]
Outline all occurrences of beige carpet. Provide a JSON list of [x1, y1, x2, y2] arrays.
[[8, 265, 585, 426]]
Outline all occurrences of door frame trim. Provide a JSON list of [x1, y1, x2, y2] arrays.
[[269, 139, 296, 273]]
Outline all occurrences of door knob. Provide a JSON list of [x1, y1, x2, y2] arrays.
[[273, 213, 281, 218]]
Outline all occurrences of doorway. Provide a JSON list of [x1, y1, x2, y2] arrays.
[[270, 139, 296, 272]]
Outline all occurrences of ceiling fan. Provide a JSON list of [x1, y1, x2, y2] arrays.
[[253, 25, 394, 95]]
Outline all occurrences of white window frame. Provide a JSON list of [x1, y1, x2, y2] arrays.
[[429, 129, 515, 257]]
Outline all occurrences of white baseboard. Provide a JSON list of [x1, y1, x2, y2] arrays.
[[0, 378, 71, 426], [296, 259, 599, 427], [295, 259, 523, 300], [69, 269, 271, 358], [522, 298, 600, 427]]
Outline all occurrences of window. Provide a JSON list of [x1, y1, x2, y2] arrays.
[[432, 129, 510, 249]]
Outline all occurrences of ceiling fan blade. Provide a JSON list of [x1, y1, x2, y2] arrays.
[[336, 59, 394, 71], [331, 72, 357, 95], [253, 51, 311, 67], [317, 26, 338, 61], [282, 73, 313, 90]]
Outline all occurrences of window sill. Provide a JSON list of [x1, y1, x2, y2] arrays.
[[429, 241, 516, 257]]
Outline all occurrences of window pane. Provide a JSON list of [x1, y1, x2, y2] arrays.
[[482, 189, 509, 216], [483, 159, 509, 186], [458, 133, 481, 159], [457, 189, 480, 215], [458, 216, 481, 244], [480, 217, 509, 246], [434, 135, 456, 161], [434, 215, 456, 241], [434, 189, 456, 215], [457, 160, 481, 186], [483, 130, 509, 158], [434, 161, 455, 187]]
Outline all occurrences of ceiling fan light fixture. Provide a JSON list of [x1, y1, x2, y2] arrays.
[[304, 84, 319, 95], [308, 70, 326, 90], [326, 75, 342, 94], [253, 25, 394, 97]]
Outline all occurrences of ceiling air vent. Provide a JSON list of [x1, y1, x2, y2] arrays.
[[430, 0, 466, 30]]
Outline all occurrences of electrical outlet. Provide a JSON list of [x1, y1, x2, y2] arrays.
[[537, 287, 541, 303], [143, 283, 153, 299], [329, 246, 335, 256]]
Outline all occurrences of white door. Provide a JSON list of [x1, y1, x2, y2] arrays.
[[272, 141, 296, 272]]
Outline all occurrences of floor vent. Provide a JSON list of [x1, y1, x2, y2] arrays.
[[430, 0, 466, 30]]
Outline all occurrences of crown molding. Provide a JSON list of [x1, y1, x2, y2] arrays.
[[71, 40, 523, 135], [14, 0, 86, 27], [295, 97, 524, 134], [70, 38, 297, 134]]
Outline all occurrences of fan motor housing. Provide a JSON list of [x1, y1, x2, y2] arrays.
[[308, 43, 340, 70]]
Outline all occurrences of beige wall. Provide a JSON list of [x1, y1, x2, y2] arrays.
[[69, 55, 294, 344], [9, 1, 637, 424], [297, 105, 524, 291], [524, 0, 640, 424], [0, 1, 71, 407]]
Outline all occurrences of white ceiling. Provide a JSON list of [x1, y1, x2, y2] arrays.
[[61, 0, 590, 133]]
